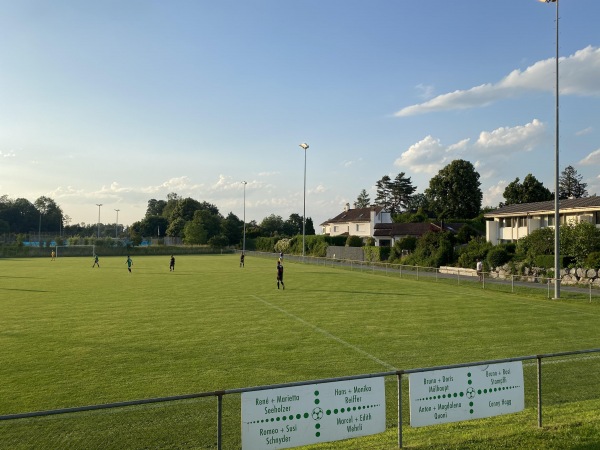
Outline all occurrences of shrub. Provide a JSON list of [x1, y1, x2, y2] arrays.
[[456, 236, 492, 268], [346, 235, 363, 247], [274, 238, 291, 254], [486, 247, 510, 268], [364, 246, 391, 262], [584, 252, 600, 270]]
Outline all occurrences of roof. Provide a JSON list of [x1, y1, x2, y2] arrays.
[[484, 196, 600, 218], [320, 206, 384, 226], [373, 222, 466, 237]]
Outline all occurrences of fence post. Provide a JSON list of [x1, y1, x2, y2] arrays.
[[457, 270, 460, 285], [217, 393, 223, 450], [482, 272, 485, 289], [512, 276, 514, 293], [417, 266, 419, 280], [537, 357, 543, 428], [591, 281, 593, 303], [547, 278, 551, 299], [397, 373, 403, 449]]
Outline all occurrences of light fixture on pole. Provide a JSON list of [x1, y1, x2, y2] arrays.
[[96, 204, 103, 239], [299, 143, 309, 258], [538, 0, 560, 299], [242, 181, 247, 255], [114, 209, 120, 238]]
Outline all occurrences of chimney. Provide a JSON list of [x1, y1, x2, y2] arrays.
[[344, 203, 350, 212]]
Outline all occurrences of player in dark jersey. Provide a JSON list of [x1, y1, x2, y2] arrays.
[[276, 261, 284, 289]]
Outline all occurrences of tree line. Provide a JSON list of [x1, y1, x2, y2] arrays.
[[355, 162, 589, 221], [0, 192, 315, 248]]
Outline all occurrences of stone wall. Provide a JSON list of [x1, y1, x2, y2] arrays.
[[489, 263, 600, 287]]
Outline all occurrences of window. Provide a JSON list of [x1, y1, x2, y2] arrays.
[[547, 215, 554, 227], [333, 226, 338, 232], [356, 224, 361, 232]]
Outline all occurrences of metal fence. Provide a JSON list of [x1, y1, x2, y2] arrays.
[[2, 349, 600, 449], [256, 251, 600, 303]]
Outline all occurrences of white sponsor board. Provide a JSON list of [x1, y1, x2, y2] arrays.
[[409, 361, 524, 427], [241, 378, 385, 449]]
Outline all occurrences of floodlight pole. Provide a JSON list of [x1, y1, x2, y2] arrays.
[[553, 0, 560, 299], [299, 143, 309, 258], [538, 0, 560, 298], [114, 209, 120, 238], [96, 204, 103, 239], [242, 181, 247, 254]]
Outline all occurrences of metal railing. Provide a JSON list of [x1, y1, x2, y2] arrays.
[[253, 251, 600, 302], [2, 349, 600, 449]]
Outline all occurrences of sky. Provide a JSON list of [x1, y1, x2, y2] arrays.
[[1, 0, 599, 231]]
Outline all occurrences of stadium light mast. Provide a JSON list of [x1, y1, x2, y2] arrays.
[[96, 204, 103, 239], [538, 0, 560, 299], [114, 209, 120, 238], [242, 181, 247, 254], [299, 143, 309, 259]]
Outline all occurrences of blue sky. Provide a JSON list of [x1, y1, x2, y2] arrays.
[[1, 0, 599, 230]]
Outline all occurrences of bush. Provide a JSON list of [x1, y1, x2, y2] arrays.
[[486, 247, 510, 268], [255, 237, 278, 252], [364, 246, 391, 262], [456, 236, 492, 269], [346, 235, 363, 247], [584, 252, 600, 270]]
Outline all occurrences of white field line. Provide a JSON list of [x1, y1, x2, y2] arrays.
[[252, 295, 397, 371]]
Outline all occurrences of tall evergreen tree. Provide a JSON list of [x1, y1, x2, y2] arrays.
[[374, 175, 392, 211], [355, 189, 371, 208], [559, 165, 588, 199], [389, 172, 417, 213]]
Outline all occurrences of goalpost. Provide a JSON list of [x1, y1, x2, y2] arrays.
[[54, 245, 96, 258]]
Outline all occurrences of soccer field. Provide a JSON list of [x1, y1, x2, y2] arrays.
[[2, 254, 600, 449]]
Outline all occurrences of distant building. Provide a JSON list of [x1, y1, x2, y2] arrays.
[[373, 222, 467, 247], [320, 204, 392, 240], [484, 197, 600, 245]]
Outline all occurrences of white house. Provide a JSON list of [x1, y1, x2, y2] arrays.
[[320, 204, 392, 239], [484, 197, 600, 245]]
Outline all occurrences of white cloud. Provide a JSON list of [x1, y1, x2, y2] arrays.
[[575, 127, 593, 136], [395, 119, 544, 177], [475, 119, 545, 152], [395, 46, 600, 117], [394, 135, 451, 175], [483, 180, 507, 208], [580, 148, 600, 166], [415, 83, 435, 99], [1, 150, 16, 158]]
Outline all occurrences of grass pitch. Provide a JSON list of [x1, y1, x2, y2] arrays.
[[1, 254, 600, 449]]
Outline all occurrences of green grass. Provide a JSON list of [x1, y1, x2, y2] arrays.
[[1, 254, 600, 449]]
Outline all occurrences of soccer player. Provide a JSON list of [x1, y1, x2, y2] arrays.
[[92, 255, 100, 268], [170, 255, 175, 271], [51, 250, 55, 261], [126, 256, 133, 273], [276, 261, 284, 289], [240, 252, 245, 268]]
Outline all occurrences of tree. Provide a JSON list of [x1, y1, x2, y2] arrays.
[[222, 212, 243, 246], [388, 172, 417, 214], [374, 175, 392, 211], [559, 165, 588, 199], [425, 160, 482, 219], [305, 217, 316, 235], [183, 219, 207, 245], [503, 174, 553, 206], [355, 189, 371, 208], [146, 199, 167, 218], [260, 214, 285, 236], [283, 213, 303, 236]]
